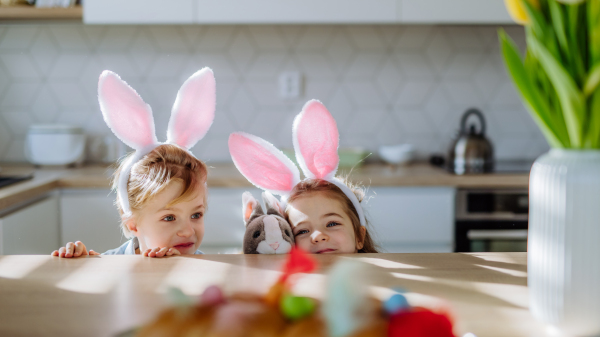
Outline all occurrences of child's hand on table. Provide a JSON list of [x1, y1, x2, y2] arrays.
[[142, 247, 181, 258], [51, 241, 100, 258]]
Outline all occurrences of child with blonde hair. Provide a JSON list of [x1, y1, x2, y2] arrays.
[[52, 68, 216, 258], [229, 100, 379, 254]]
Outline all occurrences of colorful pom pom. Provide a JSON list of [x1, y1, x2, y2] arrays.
[[388, 307, 455, 337], [384, 293, 409, 315], [280, 294, 316, 321], [200, 285, 225, 305], [279, 246, 317, 284]]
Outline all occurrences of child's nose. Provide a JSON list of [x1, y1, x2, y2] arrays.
[[311, 231, 329, 243], [177, 220, 194, 237]]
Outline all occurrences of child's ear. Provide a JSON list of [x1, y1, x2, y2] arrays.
[[242, 191, 263, 226], [356, 226, 367, 250], [125, 218, 139, 236], [262, 191, 284, 217]]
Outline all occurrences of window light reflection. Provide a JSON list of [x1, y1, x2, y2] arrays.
[[474, 264, 527, 278], [0, 255, 49, 279], [156, 258, 232, 296], [55, 256, 140, 294], [357, 257, 423, 269]]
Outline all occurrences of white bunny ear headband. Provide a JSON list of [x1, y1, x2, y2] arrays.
[[228, 100, 366, 228], [98, 67, 216, 217]]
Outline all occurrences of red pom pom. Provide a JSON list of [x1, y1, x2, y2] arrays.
[[388, 307, 455, 337], [279, 247, 317, 284]]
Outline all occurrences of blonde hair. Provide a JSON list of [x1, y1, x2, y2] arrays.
[[285, 178, 379, 253], [112, 144, 208, 238]]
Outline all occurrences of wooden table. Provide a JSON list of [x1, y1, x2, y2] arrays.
[[0, 253, 549, 337]]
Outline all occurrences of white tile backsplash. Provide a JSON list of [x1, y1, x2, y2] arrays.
[[0, 23, 549, 163]]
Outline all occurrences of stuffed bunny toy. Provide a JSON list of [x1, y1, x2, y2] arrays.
[[241, 191, 293, 254]]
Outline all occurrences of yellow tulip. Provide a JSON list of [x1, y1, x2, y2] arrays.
[[504, 0, 540, 25]]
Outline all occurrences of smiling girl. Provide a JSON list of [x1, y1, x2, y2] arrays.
[[286, 179, 378, 254], [229, 99, 380, 255]]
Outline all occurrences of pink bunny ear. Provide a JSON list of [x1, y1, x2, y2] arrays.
[[293, 100, 339, 180], [167, 67, 216, 149], [242, 191, 261, 225], [229, 132, 300, 197], [98, 70, 158, 150]]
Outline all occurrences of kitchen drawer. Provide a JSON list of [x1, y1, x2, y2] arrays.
[[365, 187, 455, 252], [0, 195, 60, 255]]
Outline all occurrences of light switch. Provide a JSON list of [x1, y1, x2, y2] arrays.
[[278, 71, 302, 99]]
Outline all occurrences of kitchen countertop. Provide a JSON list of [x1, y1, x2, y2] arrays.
[[0, 163, 530, 210], [0, 252, 547, 337]]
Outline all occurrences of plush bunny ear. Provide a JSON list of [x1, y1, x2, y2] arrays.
[[242, 191, 263, 225], [263, 191, 285, 217], [229, 132, 301, 197], [98, 70, 158, 150], [293, 100, 339, 181], [167, 67, 216, 149]]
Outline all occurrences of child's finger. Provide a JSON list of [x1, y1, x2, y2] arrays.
[[148, 247, 160, 257], [156, 247, 169, 257], [73, 241, 85, 257], [89, 250, 100, 256], [170, 248, 181, 256], [51, 250, 58, 256], [65, 242, 75, 258]]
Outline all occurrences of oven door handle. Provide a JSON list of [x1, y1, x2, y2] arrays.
[[467, 229, 528, 240]]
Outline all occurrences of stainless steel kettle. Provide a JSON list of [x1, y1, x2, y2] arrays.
[[447, 108, 494, 175]]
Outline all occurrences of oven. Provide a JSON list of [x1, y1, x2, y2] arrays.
[[454, 188, 529, 252]]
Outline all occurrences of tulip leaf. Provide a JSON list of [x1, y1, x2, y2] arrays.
[[499, 29, 567, 148], [588, 0, 600, 68], [588, 90, 600, 147], [549, 0, 570, 64], [584, 63, 600, 96], [528, 35, 585, 147]]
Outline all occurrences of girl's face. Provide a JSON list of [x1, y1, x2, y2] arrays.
[[287, 192, 365, 254], [130, 181, 206, 254]]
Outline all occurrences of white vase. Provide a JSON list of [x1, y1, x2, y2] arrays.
[[529, 149, 600, 336]]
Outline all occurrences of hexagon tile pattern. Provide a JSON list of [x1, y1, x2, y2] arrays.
[[0, 24, 548, 163]]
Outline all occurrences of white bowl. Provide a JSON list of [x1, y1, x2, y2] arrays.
[[378, 144, 415, 165]]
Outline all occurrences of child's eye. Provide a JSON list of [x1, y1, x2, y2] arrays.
[[162, 215, 176, 221], [191, 212, 203, 219], [295, 229, 309, 235], [327, 221, 341, 227]]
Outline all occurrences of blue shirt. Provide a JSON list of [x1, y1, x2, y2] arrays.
[[102, 237, 204, 255]]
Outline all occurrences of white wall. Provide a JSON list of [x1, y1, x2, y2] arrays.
[[0, 23, 547, 163]]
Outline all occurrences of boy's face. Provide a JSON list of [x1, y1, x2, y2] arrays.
[[132, 181, 206, 254], [287, 192, 364, 254]]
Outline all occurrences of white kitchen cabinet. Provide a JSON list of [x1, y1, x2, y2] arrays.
[[365, 187, 455, 253], [195, 0, 397, 24], [0, 196, 60, 255], [400, 0, 512, 24], [84, 0, 195, 24], [60, 189, 126, 254], [84, 0, 513, 25]]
